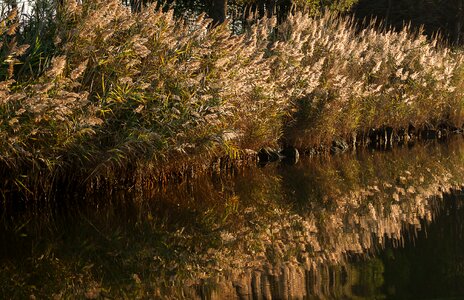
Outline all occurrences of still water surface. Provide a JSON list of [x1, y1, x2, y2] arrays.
[[2, 139, 464, 299]]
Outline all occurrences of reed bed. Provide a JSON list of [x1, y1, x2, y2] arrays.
[[1, 0, 464, 198]]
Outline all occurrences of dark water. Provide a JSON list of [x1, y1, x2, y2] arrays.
[[2, 139, 464, 299]]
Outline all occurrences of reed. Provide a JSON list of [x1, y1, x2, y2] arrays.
[[1, 0, 464, 198]]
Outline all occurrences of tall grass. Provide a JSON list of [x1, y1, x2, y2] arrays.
[[1, 0, 464, 197], [275, 15, 464, 147]]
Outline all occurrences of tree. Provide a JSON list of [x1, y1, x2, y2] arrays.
[[210, 0, 227, 24], [353, 0, 464, 45], [125, 0, 359, 26], [130, 0, 149, 12], [455, 0, 464, 44]]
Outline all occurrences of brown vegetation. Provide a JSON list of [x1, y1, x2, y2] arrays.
[[1, 0, 464, 198]]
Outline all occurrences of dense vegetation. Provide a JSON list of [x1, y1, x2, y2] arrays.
[[1, 0, 464, 198]]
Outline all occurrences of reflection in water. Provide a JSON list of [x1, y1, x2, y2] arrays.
[[2, 139, 464, 298], [379, 194, 464, 299]]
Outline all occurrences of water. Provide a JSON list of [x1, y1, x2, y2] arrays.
[[2, 139, 464, 298]]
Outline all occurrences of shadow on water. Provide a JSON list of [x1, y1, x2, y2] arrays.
[[2, 139, 464, 298], [377, 192, 464, 300]]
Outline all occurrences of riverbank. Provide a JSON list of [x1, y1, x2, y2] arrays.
[[2, 1, 464, 199]]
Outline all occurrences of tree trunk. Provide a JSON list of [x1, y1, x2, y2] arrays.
[[455, 0, 464, 44], [385, 0, 392, 23], [277, 0, 292, 24], [257, 0, 265, 18], [210, 0, 227, 25], [266, 0, 275, 18], [130, 0, 148, 13]]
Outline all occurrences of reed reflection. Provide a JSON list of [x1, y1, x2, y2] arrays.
[[2, 139, 464, 298]]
